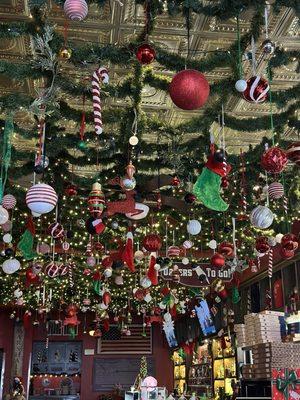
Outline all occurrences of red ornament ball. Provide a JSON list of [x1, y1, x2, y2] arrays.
[[169, 69, 210, 110], [280, 247, 295, 259], [286, 141, 300, 167], [281, 233, 298, 251], [184, 193, 196, 204], [142, 234, 162, 252], [243, 76, 269, 103], [210, 253, 225, 268], [171, 176, 181, 187], [218, 241, 234, 257], [255, 236, 270, 254], [65, 185, 78, 197], [261, 147, 287, 174], [268, 182, 284, 199], [136, 43, 156, 65]]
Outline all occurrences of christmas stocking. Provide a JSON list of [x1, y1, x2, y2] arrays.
[[121, 231, 135, 272], [17, 217, 37, 260], [147, 252, 158, 285], [193, 155, 231, 212]]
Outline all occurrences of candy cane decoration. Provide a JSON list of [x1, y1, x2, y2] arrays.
[[268, 248, 273, 278], [92, 67, 109, 135], [283, 195, 288, 214]]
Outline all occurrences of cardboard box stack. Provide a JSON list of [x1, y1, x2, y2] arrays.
[[234, 324, 246, 347], [244, 311, 285, 347]]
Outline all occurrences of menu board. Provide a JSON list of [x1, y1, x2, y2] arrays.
[[93, 357, 155, 391]]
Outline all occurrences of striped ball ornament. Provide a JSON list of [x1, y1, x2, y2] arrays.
[[268, 182, 284, 199], [64, 0, 88, 21], [167, 245, 181, 258], [250, 205, 274, 229], [26, 183, 58, 215], [286, 141, 300, 167], [2, 194, 16, 209]]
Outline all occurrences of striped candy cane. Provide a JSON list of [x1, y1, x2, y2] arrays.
[[268, 248, 273, 278], [283, 196, 288, 214], [92, 66, 109, 135]]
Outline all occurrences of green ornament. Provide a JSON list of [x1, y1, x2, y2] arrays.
[[232, 286, 241, 304], [78, 140, 87, 150]]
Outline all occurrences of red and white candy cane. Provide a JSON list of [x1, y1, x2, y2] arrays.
[[92, 66, 109, 135], [268, 248, 273, 278]]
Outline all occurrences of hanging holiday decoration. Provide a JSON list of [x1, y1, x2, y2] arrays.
[[235, 79, 247, 93], [268, 182, 284, 199], [65, 184, 78, 197], [171, 176, 181, 187], [193, 153, 231, 212], [143, 234, 162, 286], [212, 279, 228, 300], [280, 233, 298, 259], [136, 43, 156, 65], [261, 146, 287, 174], [262, 6, 275, 55], [183, 240, 193, 249], [125, 203, 149, 220], [210, 253, 225, 268], [0, 116, 13, 206], [167, 246, 181, 258], [218, 241, 234, 257], [2, 194, 16, 210], [0, 206, 9, 225], [26, 183, 58, 215], [85, 217, 106, 235], [121, 230, 135, 272], [243, 76, 269, 103], [2, 258, 20, 275], [255, 236, 270, 255], [92, 66, 109, 135], [250, 205, 274, 229], [286, 141, 300, 167], [17, 217, 37, 260], [169, 70, 210, 110], [48, 222, 65, 239], [64, 0, 88, 21], [187, 219, 201, 235], [88, 182, 105, 217], [234, 13, 247, 93], [184, 193, 196, 204]]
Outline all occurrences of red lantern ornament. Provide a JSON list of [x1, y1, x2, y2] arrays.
[[136, 43, 156, 65], [281, 233, 298, 252], [218, 241, 234, 258], [255, 236, 270, 254], [286, 141, 300, 167], [65, 184, 78, 197], [88, 182, 105, 217], [210, 253, 225, 268], [142, 234, 162, 252], [169, 69, 210, 110], [261, 147, 288, 174], [242, 76, 269, 103]]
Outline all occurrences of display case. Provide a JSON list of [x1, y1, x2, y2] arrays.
[[173, 350, 186, 394], [212, 336, 236, 400], [188, 342, 213, 398]]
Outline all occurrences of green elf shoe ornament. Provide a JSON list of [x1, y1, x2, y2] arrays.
[[193, 152, 231, 212]]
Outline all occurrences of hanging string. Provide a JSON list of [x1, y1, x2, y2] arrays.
[[80, 93, 86, 141], [0, 115, 13, 202], [236, 13, 243, 79], [264, 6, 269, 39], [185, 7, 191, 69], [251, 36, 257, 75], [267, 63, 275, 146], [240, 149, 247, 215]]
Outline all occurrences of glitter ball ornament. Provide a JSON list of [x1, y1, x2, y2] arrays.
[[59, 47, 72, 60], [268, 182, 284, 199], [250, 205, 274, 229], [136, 43, 156, 65], [187, 219, 201, 235], [261, 147, 287, 174], [64, 0, 88, 21], [2, 194, 16, 210], [235, 79, 247, 93], [26, 183, 58, 215], [281, 233, 298, 252], [262, 39, 275, 54], [255, 236, 270, 254], [134, 250, 144, 260], [142, 234, 162, 252], [3, 233, 12, 243], [122, 177, 136, 191], [169, 69, 210, 110], [88, 182, 105, 217], [286, 141, 300, 167], [242, 76, 269, 103], [211, 253, 225, 268]]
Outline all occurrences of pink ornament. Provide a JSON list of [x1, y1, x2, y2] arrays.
[[62, 241, 70, 251], [167, 245, 181, 257], [183, 240, 193, 249], [2, 194, 16, 210], [1, 220, 12, 232], [87, 256, 96, 267], [64, 0, 88, 21], [141, 376, 158, 391], [37, 242, 51, 254]]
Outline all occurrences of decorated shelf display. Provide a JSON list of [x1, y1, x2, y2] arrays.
[[212, 336, 237, 400], [172, 350, 186, 395], [188, 342, 213, 398]]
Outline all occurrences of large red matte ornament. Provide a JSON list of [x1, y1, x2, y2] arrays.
[[142, 234, 162, 252], [243, 76, 269, 103], [169, 69, 210, 110], [218, 241, 234, 257], [255, 236, 270, 254], [261, 147, 287, 174], [286, 141, 300, 167], [136, 44, 156, 65], [281, 233, 298, 251], [210, 253, 225, 268]]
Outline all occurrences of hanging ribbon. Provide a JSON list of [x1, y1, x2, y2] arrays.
[[267, 62, 275, 146], [0, 115, 13, 202], [236, 13, 243, 79], [264, 6, 269, 39], [251, 36, 257, 75]]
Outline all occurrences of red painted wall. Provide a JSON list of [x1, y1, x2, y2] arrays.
[[0, 312, 173, 400]]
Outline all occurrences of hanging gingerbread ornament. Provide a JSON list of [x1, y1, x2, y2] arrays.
[[88, 182, 105, 217]]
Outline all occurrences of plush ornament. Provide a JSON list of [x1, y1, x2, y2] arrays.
[[65, 184, 78, 197], [2, 194, 16, 210], [171, 176, 181, 187], [3, 233, 12, 243], [134, 250, 144, 260], [286, 141, 300, 167], [122, 177, 136, 191], [169, 69, 210, 110], [235, 79, 247, 93], [103, 267, 113, 278], [136, 43, 156, 65], [37, 242, 50, 254], [2, 258, 20, 274], [121, 230, 135, 272], [211, 253, 225, 268], [208, 239, 217, 250], [5, 247, 14, 257], [218, 241, 234, 257], [184, 192, 196, 204], [262, 39, 275, 54], [0, 206, 9, 225], [48, 222, 65, 239], [167, 245, 181, 258], [64, 0, 88, 21], [140, 276, 152, 289], [250, 205, 274, 229], [142, 234, 162, 252], [102, 291, 111, 306], [26, 183, 58, 215], [17, 217, 37, 260], [261, 147, 287, 174], [182, 240, 193, 249], [1, 220, 12, 232], [268, 182, 284, 199], [193, 155, 231, 212], [187, 219, 201, 235], [88, 182, 105, 217], [86, 217, 105, 235], [242, 76, 269, 103], [255, 236, 270, 254], [281, 233, 298, 252]]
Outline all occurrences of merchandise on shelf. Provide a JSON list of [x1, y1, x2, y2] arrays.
[[173, 351, 186, 395], [188, 342, 213, 398]]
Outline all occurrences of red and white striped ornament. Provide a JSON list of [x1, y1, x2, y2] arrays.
[[64, 0, 88, 21], [26, 183, 58, 215], [60, 264, 69, 276], [88, 182, 105, 217], [243, 76, 269, 103], [2, 194, 16, 210], [48, 222, 65, 239], [167, 245, 181, 257], [286, 141, 300, 167], [92, 67, 109, 135], [268, 182, 284, 199], [45, 262, 60, 278], [268, 248, 273, 278]]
